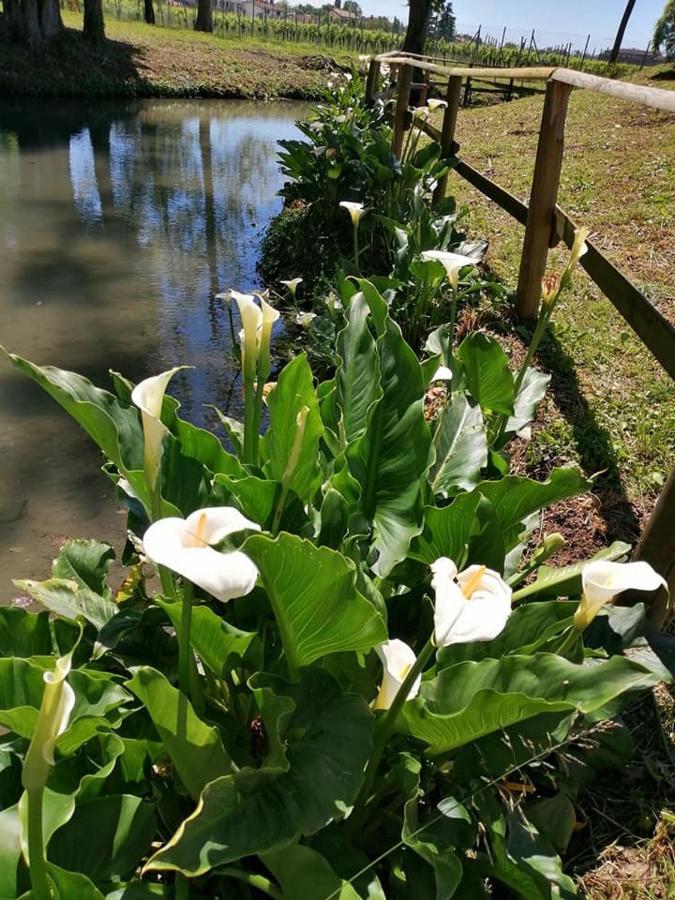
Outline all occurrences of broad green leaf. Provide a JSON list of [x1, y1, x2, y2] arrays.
[[431, 394, 487, 496], [209, 405, 244, 458], [338, 286, 432, 575], [158, 601, 260, 678], [513, 541, 631, 601], [49, 795, 156, 882], [0, 609, 52, 658], [171, 415, 246, 480], [243, 533, 387, 671], [437, 601, 577, 666], [525, 793, 576, 853], [126, 667, 234, 800], [402, 653, 663, 755], [0, 804, 21, 900], [52, 539, 115, 600], [498, 367, 550, 448], [105, 886, 168, 899], [457, 333, 514, 417], [474, 468, 590, 550], [19, 865, 106, 900], [262, 353, 323, 503], [14, 578, 117, 632], [410, 493, 483, 566], [146, 669, 373, 876], [5, 354, 146, 501], [336, 293, 379, 444], [212, 473, 279, 527], [263, 845, 362, 900]]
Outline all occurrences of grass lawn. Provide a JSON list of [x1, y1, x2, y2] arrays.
[[0, 11, 359, 99], [439, 73, 675, 557]]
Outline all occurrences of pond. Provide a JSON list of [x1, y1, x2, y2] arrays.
[[0, 98, 306, 602]]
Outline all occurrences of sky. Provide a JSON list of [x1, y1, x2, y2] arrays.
[[357, 0, 665, 52]]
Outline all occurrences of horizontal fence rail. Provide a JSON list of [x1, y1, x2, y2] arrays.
[[367, 51, 675, 599]]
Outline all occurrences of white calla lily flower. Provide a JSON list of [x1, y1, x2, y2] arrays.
[[339, 201, 366, 227], [232, 291, 279, 381], [143, 507, 260, 603], [295, 311, 317, 329], [280, 277, 303, 297], [132, 368, 185, 491], [574, 560, 667, 629], [427, 98, 448, 111], [421, 250, 478, 290], [22, 651, 76, 791], [432, 557, 512, 647], [430, 365, 453, 382], [373, 639, 421, 710]]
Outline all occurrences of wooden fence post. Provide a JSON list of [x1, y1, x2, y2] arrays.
[[433, 75, 463, 207], [365, 58, 381, 105], [516, 79, 573, 319], [634, 468, 675, 626], [392, 64, 413, 158]]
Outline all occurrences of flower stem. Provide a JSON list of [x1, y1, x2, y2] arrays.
[[218, 868, 282, 899], [351, 635, 435, 830], [353, 223, 360, 272], [27, 787, 51, 900], [178, 581, 194, 703], [242, 376, 257, 466]]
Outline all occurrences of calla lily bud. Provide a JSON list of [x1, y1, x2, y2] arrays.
[[22, 652, 76, 792], [373, 640, 421, 710], [541, 273, 561, 307], [143, 507, 260, 603], [432, 557, 512, 647], [282, 406, 310, 487], [132, 368, 186, 491], [531, 532, 566, 567], [339, 201, 366, 227], [421, 250, 477, 290], [574, 560, 667, 630]]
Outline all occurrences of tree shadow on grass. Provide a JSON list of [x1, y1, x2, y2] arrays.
[[0, 21, 155, 99], [532, 323, 642, 545]]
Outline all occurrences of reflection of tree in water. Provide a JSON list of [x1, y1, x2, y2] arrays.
[[63, 100, 302, 423]]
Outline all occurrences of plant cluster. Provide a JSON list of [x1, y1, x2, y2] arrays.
[[0, 81, 670, 900]]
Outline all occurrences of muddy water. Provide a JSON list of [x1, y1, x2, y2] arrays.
[[0, 99, 306, 602]]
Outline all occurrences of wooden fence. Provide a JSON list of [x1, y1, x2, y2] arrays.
[[367, 52, 675, 608]]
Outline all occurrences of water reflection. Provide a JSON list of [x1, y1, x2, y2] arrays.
[[0, 99, 306, 600]]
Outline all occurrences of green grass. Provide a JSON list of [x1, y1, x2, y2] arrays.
[[0, 11, 361, 99], [437, 78, 675, 539]]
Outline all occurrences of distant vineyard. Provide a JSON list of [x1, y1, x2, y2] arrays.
[[101, 1, 634, 78]]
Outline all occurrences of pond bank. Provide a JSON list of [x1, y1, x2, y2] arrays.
[[0, 14, 349, 100]]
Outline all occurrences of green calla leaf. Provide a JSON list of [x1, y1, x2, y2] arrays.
[[0, 804, 21, 900], [430, 393, 487, 496], [474, 468, 591, 551], [457, 333, 514, 417], [243, 532, 387, 671], [262, 353, 324, 503], [212, 473, 279, 527], [0, 609, 53, 658], [262, 845, 362, 900], [497, 367, 550, 448], [52, 539, 115, 600], [126, 667, 234, 800], [158, 601, 260, 678], [410, 493, 483, 566], [402, 653, 663, 755], [13, 578, 118, 632], [337, 284, 432, 576], [146, 669, 373, 876], [4, 354, 147, 503], [513, 541, 631, 601], [18, 864, 106, 900], [48, 795, 156, 882]]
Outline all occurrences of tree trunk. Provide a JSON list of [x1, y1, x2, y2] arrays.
[[38, 0, 63, 39], [194, 0, 212, 33], [5, 0, 24, 39], [21, 0, 43, 51], [83, 0, 105, 44], [144, 0, 155, 25], [609, 0, 637, 63], [402, 0, 432, 55]]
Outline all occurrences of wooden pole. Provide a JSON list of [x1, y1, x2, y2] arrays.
[[433, 75, 462, 207], [516, 79, 572, 318], [392, 64, 413, 158], [365, 57, 381, 104], [634, 468, 675, 627]]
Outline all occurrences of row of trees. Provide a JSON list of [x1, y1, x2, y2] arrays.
[[4, 0, 104, 48]]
